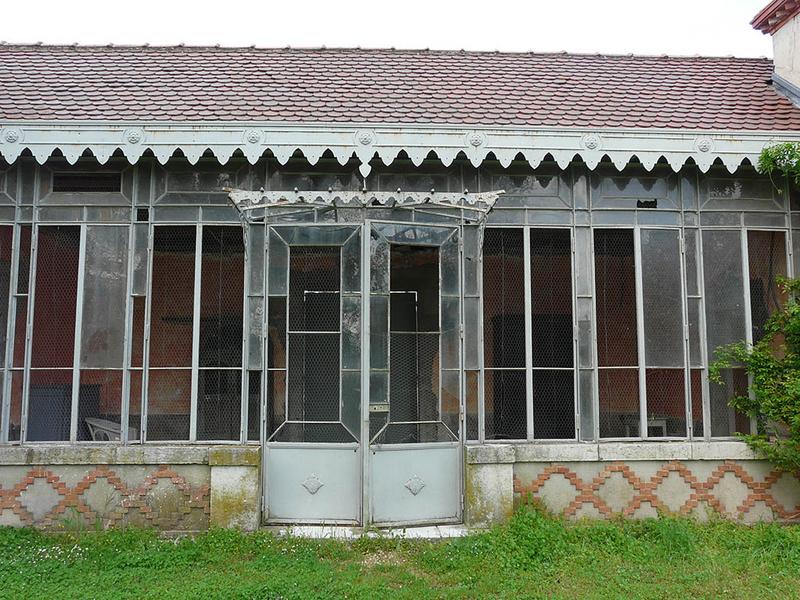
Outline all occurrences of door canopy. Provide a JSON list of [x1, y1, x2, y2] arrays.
[[226, 188, 504, 225]]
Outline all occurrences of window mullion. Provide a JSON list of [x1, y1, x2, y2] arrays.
[[523, 227, 534, 441], [189, 224, 202, 442], [633, 227, 647, 439], [69, 224, 87, 443]]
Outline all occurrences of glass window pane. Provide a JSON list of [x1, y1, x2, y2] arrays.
[[81, 226, 129, 368], [641, 229, 684, 367], [267, 297, 286, 369], [149, 226, 195, 368], [709, 368, 750, 437], [690, 368, 703, 438], [247, 370, 261, 441], [594, 229, 638, 366], [530, 229, 573, 368], [702, 230, 746, 359], [483, 229, 525, 368], [31, 226, 81, 368], [199, 226, 244, 367]]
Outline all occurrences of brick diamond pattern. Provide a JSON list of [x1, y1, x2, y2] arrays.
[[1, 46, 799, 130], [0, 465, 209, 530], [514, 461, 800, 521]]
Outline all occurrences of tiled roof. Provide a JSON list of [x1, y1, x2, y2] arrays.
[[1, 45, 799, 131]]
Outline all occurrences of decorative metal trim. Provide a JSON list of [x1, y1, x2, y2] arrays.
[[404, 475, 426, 496], [227, 188, 503, 219], [301, 474, 324, 495], [0, 120, 792, 174]]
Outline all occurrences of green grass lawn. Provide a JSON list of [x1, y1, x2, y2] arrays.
[[1, 508, 799, 599]]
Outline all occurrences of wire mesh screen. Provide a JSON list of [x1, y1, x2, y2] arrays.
[[77, 370, 124, 441], [595, 230, 640, 438], [483, 229, 527, 439], [709, 368, 751, 437], [598, 369, 640, 437], [282, 245, 343, 442], [530, 228, 575, 439], [383, 243, 450, 443], [747, 230, 787, 342], [31, 226, 81, 369], [645, 368, 687, 437], [147, 226, 195, 441], [197, 370, 242, 441]]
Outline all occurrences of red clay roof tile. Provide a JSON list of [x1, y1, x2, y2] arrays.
[[0, 45, 798, 131]]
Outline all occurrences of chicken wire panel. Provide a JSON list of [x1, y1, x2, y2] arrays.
[[288, 246, 341, 332], [747, 230, 787, 342], [26, 370, 73, 442], [31, 226, 81, 368], [484, 369, 527, 440], [465, 370, 479, 440], [77, 370, 124, 441], [266, 369, 286, 438], [128, 370, 143, 440], [197, 369, 242, 441], [641, 229, 684, 368], [81, 226, 129, 369], [146, 369, 191, 441], [483, 229, 526, 369], [149, 227, 195, 368], [598, 368, 640, 438], [247, 370, 261, 442], [287, 333, 340, 423], [0, 226, 12, 367], [199, 226, 244, 368], [594, 229, 638, 367], [267, 297, 286, 369], [531, 370, 575, 439], [530, 229, 573, 368], [389, 333, 440, 424], [690, 368, 704, 438], [16, 225, 31, 295], [709, 368, 751, 437], [8, 371, 22, 441], [644, 368, 687, 437]]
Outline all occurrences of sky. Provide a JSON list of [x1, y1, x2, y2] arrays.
[[1, 0, 775, 57]]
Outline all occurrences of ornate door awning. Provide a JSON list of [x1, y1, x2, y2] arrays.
[[226, 188, 505, 224]]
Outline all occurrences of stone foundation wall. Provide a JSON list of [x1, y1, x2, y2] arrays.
[[0, 446, 260, 531], [466, 443, 800, 526]]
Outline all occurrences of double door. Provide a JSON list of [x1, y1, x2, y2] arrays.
[[263, 221, 462, 526]]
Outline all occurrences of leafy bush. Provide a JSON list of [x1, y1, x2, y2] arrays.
[[758, 142, 800, 187], [710, 276, 800, 473]]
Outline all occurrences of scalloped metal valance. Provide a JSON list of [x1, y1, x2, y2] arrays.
[[1, 121, 795, 175], [226, 188, 505, 223]]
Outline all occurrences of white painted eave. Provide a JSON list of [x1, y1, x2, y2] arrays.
[[1, 120, 797, 175]]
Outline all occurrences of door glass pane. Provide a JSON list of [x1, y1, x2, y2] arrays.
[[81, 226, 128, 369]]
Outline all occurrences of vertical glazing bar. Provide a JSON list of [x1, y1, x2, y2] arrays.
[[120, 223, 136, 445], [240, 226, 249, 444], [697, 229, 712, 441], [680, 231, 692, 439], [477, 225, 486, 444], [360, 222, 371, 525], [190, 224, 202, 442], [741, 228, 756, 435], [634, 228, 647, 439], [69, 225, 87, 442], [20, 225, 38, 443], [522, 227, 534, 440]]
